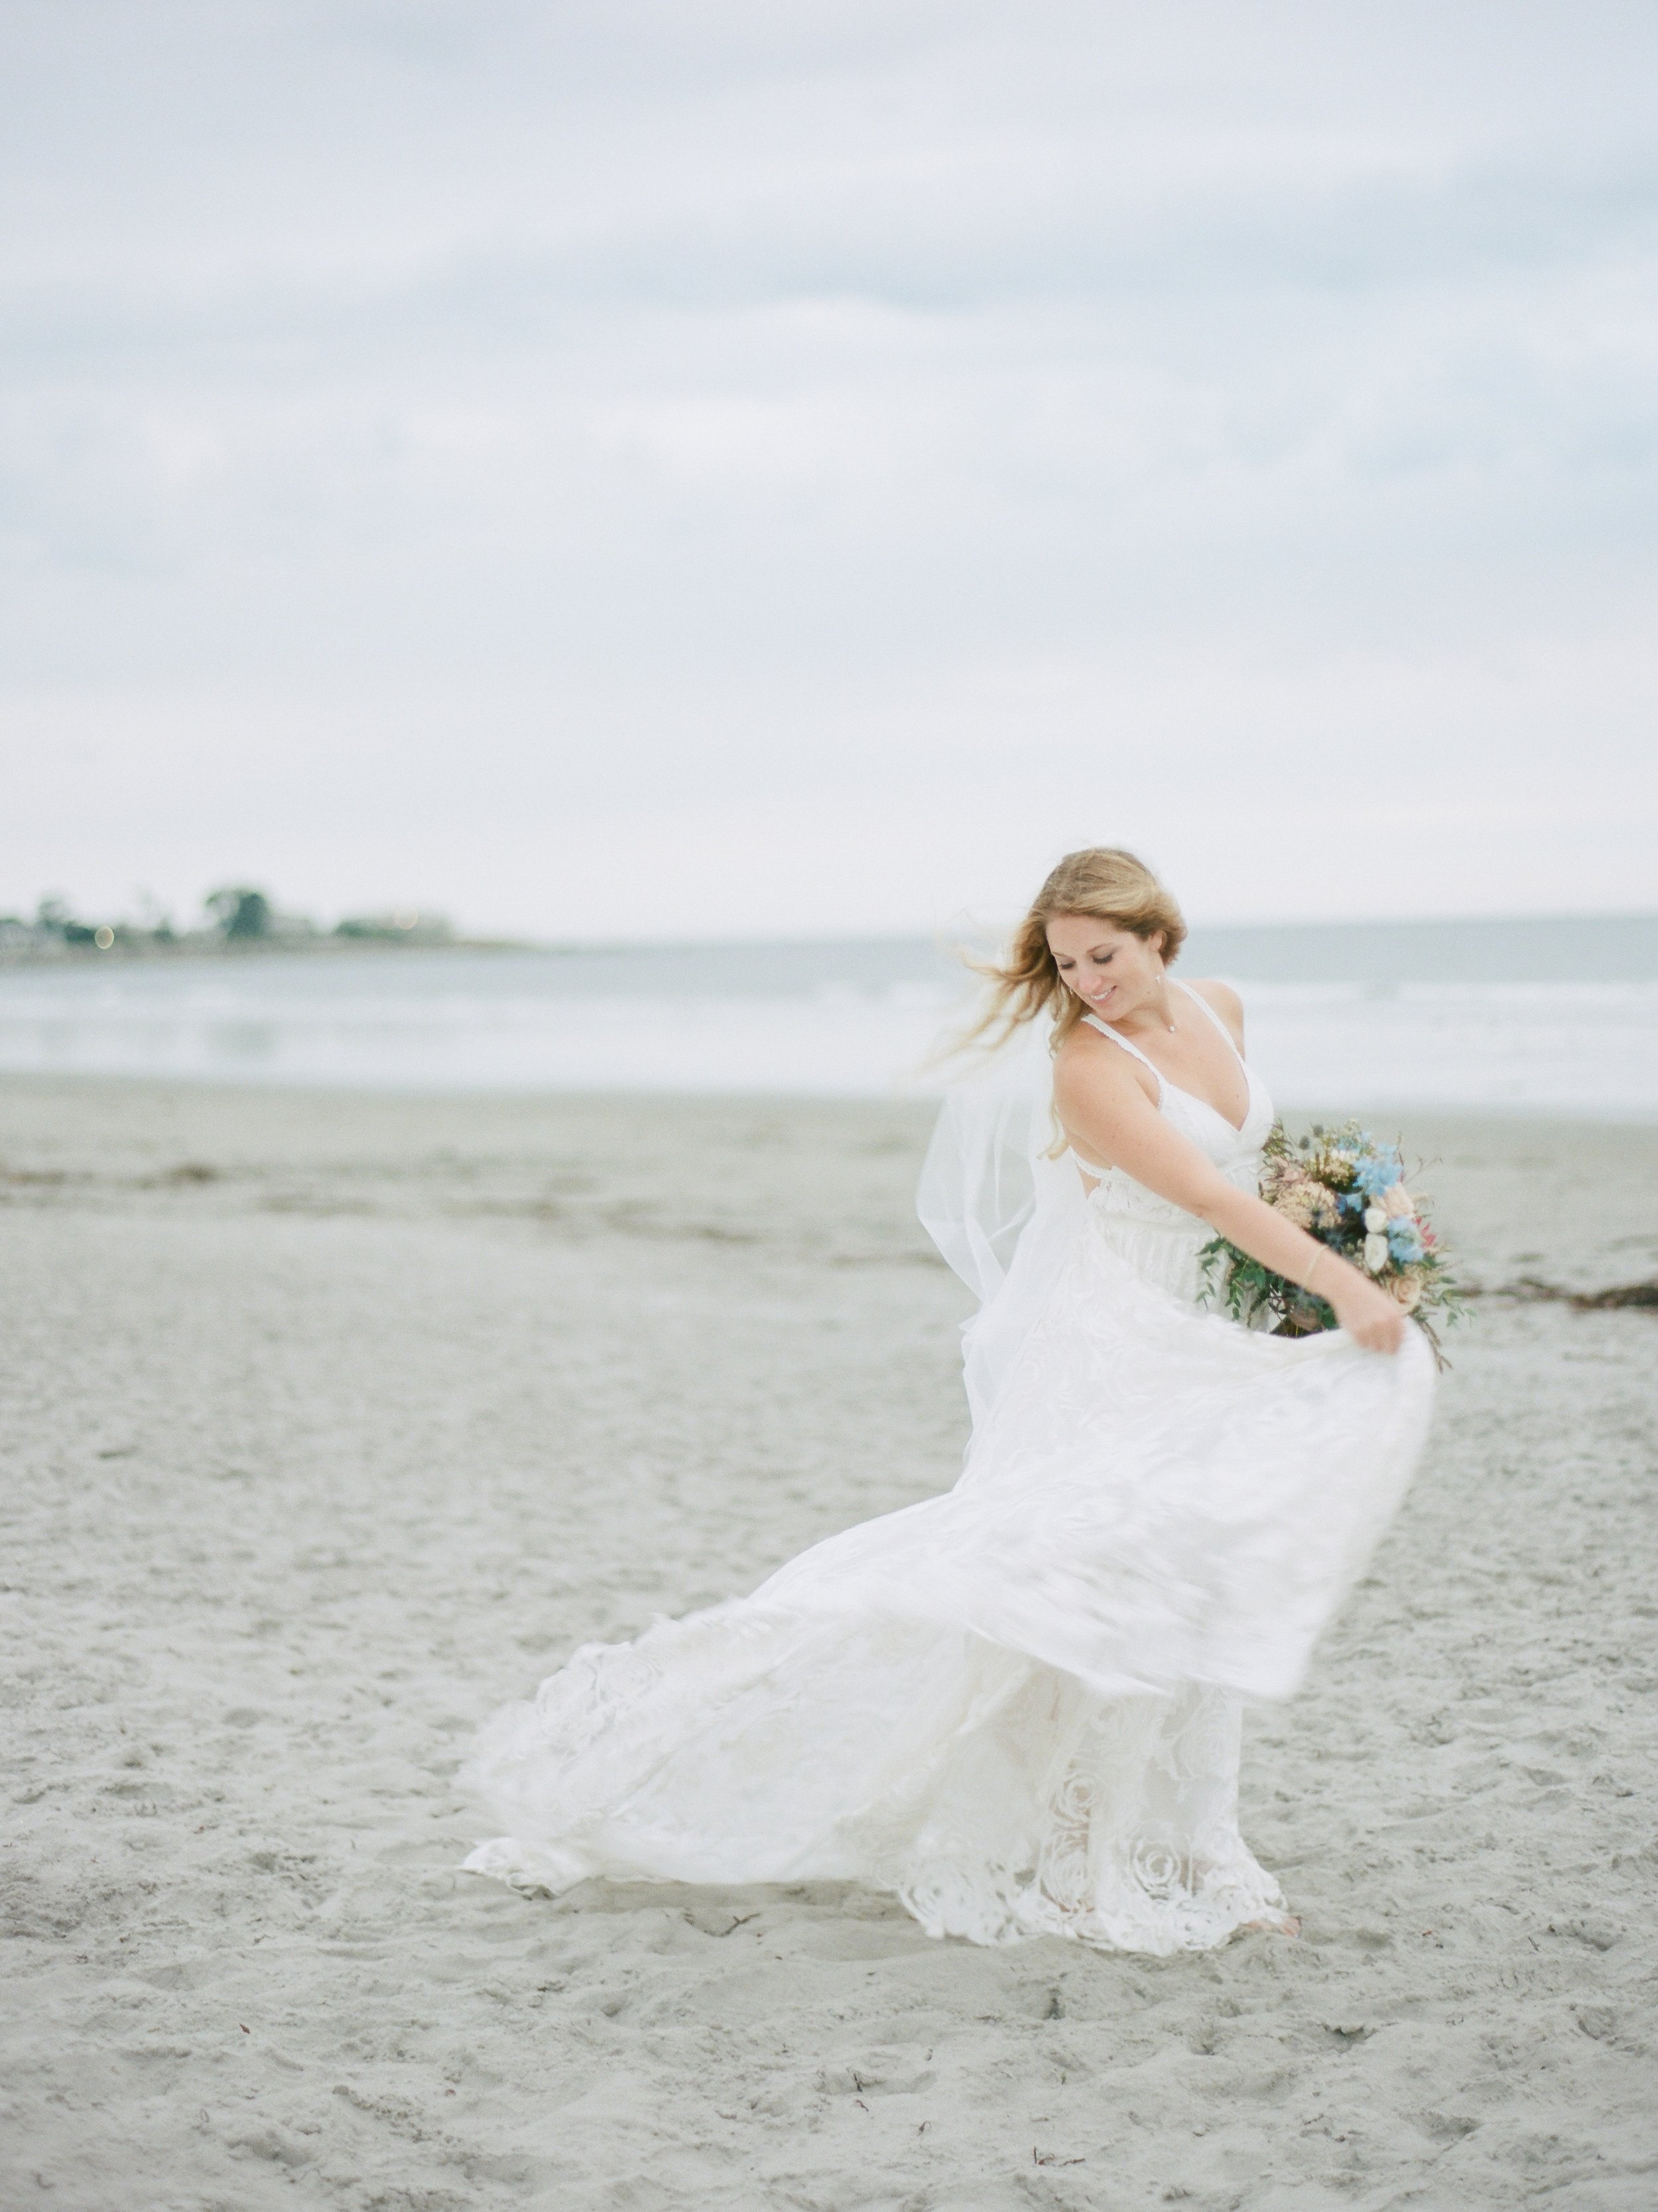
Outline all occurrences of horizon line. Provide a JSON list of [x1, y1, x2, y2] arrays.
[[521, 909, 1658, 953]]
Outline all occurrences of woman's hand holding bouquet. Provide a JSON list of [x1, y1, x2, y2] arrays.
[[1203, 1122, 1466, 1363]]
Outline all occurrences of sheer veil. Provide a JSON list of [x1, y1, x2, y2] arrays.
[[915, 1020, 1088, 1432]]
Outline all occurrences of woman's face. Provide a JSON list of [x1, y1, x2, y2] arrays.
[[1046, 914, 1165, 1022]]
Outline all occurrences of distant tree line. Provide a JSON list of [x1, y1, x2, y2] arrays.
[[0, 887, 454, 957]]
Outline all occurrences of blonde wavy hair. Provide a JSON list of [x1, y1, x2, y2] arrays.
[[967, 847, 1186, 1052]]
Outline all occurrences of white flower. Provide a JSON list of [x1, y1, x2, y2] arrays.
[[1364, 1205, 1387, 1233], [1364, 1233, 1389, 1273]]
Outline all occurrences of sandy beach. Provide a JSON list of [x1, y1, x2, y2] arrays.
[[3, 1076, 1655, 2212]]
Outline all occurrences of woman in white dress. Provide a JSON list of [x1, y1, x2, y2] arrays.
[[461, 849, 1435, 1955]]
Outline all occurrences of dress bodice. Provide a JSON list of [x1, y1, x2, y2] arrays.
[[1070, 984, 1275, 1296]]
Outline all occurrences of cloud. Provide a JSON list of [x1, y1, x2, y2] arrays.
[[1, 0, 1656, 930]]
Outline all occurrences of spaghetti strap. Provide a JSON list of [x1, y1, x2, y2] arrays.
[[1177, 980, 1245, 1065], [1080, 1012, 1163, 1087]]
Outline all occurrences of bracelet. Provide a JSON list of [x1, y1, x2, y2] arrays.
[[1303, 1250, 1328, 1299]]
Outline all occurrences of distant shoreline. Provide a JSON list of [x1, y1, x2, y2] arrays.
[[0, 934, 539, 969]]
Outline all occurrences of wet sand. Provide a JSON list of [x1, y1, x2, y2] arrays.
[[3, 1078, 1655, 2211]]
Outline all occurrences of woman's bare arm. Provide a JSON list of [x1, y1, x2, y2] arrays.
[[1053, 1033, 1405, 1353]]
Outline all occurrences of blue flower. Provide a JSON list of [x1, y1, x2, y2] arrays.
[[1387, 1218, 1424, 1262], [1352, 1148, 1403, 1199]]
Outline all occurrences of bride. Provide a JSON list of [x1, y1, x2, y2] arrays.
[[460, 849, 1435, 1954]]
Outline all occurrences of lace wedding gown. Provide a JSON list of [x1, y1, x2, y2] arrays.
[[461, 987, 1435, 1953]]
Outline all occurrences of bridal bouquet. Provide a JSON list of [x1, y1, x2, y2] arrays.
[[1201, 1121, 1466, 1361]]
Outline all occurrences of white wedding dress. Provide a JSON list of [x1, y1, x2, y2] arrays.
[[461, 987, 1435, 1954]]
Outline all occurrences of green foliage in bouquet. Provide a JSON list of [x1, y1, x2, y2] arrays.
[[1200, 1121, 1468, 1365]]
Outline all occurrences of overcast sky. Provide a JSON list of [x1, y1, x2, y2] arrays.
[[5, 0, 1656, 938]]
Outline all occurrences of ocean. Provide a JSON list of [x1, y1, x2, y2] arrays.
[[0, 916, 1653, 1115]]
